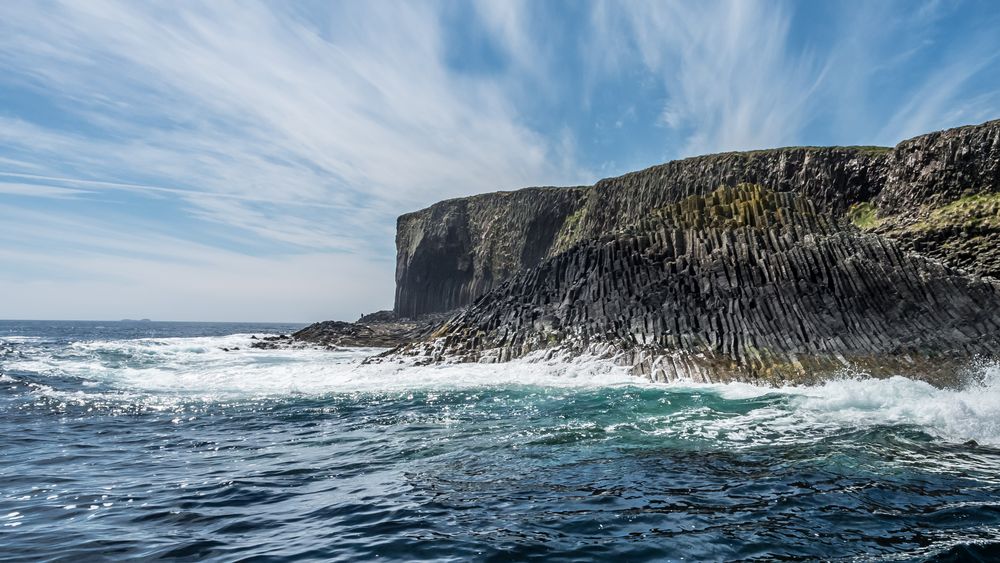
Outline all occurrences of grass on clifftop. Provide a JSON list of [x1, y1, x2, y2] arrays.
[[737, 145, 892, 158]]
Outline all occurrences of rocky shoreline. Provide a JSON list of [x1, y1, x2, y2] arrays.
[[262, 311, 449, 351], [300, 119, 1000, 386]]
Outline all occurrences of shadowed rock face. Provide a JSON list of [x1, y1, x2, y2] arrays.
[[394, 119, 1000, 318], [394, 187, 586, 318]]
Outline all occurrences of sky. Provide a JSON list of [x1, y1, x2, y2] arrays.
[[1, 0, 999, 322]]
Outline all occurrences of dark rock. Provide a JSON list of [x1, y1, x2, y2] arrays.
[[369, 119, 1000, 386], [291, 313, 450, 349], [394, 187, 587, 318], [394, 119, 1000, 317], [392, 183, 1000, 386], [358, 310, 397, 323], [248, 334, 293, 350]]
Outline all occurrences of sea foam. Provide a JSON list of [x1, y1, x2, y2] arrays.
[[4, 333, 1000, 446]]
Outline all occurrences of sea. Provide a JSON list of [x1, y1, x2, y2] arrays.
[[1, 320, 999, 562]]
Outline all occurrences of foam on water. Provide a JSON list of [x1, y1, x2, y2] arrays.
[[4, 327, 1000, 560], [4, 333, 1000, 446]]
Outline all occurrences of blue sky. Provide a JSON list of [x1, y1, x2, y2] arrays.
[[1, 0, 999, 322]]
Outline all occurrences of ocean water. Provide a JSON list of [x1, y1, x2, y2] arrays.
[[2, 321, 1000, 561]]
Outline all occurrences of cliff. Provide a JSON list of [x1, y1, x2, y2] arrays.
[[382, 119, 1000, 386], [395, 120, 1000, 318], [394, 187, 586, 318]]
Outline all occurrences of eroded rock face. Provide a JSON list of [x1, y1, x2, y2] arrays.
[[394, 120, 1000, 319], [394, 187, 586, 319], [398, 186, 1000, 386], [387, 119, 1000, 385], [876, 120, 1000, 215]]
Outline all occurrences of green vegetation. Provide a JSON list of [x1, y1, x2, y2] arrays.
[[551, 206, 587, 253], [735, 145, 892, 158], [847, 202, 880, 230], [647, 183, 819, 231], [906, 192, 1000, 233]]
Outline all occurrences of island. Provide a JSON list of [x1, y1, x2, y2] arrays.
[[296, 118, 1000, 387]]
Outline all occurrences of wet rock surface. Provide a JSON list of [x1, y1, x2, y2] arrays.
[[289, 311, 450, 349]]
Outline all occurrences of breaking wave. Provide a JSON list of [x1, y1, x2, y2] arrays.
[[4, 333, 1000, 447]]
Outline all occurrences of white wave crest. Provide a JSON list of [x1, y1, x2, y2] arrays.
[[4, 334, 636, 397], [6, 334, 1000, 445], [650, 365, 1000, 446]]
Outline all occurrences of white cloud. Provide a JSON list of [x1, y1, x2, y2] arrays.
[[1, 0, 997, 321], [0, 2, 585, 216], [0, 251, 394, 323], [589, 0, 1000, 154], [0, 182, 92, 199], [877, 50, 1000, 144], [590, 0, 824, 155], [0, 203, 394, 321], [0, 0, 588, 320]]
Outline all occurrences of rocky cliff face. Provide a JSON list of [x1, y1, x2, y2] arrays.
[[394, 187, 586, 318], [403, 185, 1000, 386], [875, 119, 1000, 215], [861, 121, 1000, 279], [396, 120, 1000, 318], [386, 119, 1000, 385]]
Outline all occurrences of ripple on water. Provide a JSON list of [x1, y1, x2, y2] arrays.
[[2, 328, 1000, 560]]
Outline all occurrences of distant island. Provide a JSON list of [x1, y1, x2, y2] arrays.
[[119, 319, 152, 323], [293, 119, 1000, 387]]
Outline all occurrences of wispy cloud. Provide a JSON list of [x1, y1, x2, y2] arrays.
[[0, 1, 587, 240], [589, 0, 1000, 154], [0, 202, 394, 322], [591, 0, 824, 155], [0, 0, 587, 319], [1, 0, 998, 320], [0, 182, 92, 199]]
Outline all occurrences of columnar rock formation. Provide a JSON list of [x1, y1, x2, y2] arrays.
[[412, 185, 1000, 385], [395, 119, 1000, 318], [381, 119, 1000, 386]]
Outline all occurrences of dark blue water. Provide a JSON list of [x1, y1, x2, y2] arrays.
[[2, 320, 1000, 561]]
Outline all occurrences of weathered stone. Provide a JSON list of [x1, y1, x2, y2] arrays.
[[290, 311, 449, 349], [394, 120, 1000, 318], [394, 188, 586, 318], [391, 183, 1000, 386]]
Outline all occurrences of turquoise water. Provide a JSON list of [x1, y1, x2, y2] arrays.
[[2, 321, 1000, 561]]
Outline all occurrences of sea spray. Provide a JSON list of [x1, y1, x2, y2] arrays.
[[3, 323, 1000, 560]]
